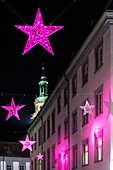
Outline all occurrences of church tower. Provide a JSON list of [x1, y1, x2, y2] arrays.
[[31, 63, 48, 119]]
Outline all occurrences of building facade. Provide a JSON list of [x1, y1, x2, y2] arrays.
[[28, 10, 113, 170], [0, 142, 30, 170]]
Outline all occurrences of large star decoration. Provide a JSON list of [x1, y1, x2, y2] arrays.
[[1, 97, 25, 121], [19, 135, 36, 152], [15, 8, 64, 55], [80, 100, 95, 115], [37, 153, 44, 160]]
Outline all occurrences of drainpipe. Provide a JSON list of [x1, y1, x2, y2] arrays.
[[64, 73, 70, 170]]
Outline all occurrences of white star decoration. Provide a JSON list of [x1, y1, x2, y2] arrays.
[[19, 135, 36, 151], [80, 100, 95, 115], [15, 8, 64, 55], [37, 153, 44, 160], [1, 97, 25, 121]]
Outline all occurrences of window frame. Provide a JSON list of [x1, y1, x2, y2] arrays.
[[64, 85, 69, 106], [81, 99, 89, 127], [82, 58, 88, 86], [95, 39, 103, 72], [82, 138, 89, 166], [72, 73, 77, 98], [64, 118, 68, 139], [94, 129, 103, 163], [57, 95, 61, 114], [51, 108, 55, 134], [57, 124, 61, 144], [95, 85, 103, 117], [72, 109, 77, 133], [47, 115, 50, 139], [52, 143, 56, 168], [72, 144, 78, 169]]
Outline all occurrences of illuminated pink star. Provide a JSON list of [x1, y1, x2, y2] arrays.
[[37, 153, 44, 160], [19, 135, 36, 151], [1, 97, 25, 121], [15, 8, 64, 55], [80, 100, 95, 115]]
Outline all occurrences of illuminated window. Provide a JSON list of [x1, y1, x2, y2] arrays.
[[95, 85, 103, 116], [82, 138, 89, 166], [57, 95, 61, 114], [58, 124, 61, 144], [94, 129, 103, 162], [95, 39, 103, 71], [72, 74, 77, 97], [7, 165, 11, 170], [52, 144, 56, 168], [72, 144, 78, 168], [72, 109, 77, 133]]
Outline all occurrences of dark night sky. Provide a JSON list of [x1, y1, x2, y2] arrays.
[[0, 0, 111, 141]]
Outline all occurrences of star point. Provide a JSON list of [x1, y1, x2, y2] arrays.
[[80, 100, 95, 115], [19, 135, 36, 152], [1, 97, 25, 121], [15, 8, 64, 55]]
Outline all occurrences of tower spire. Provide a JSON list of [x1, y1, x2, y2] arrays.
[[31, 63, 48, 119]]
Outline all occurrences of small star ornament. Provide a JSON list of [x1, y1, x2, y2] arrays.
[[15, 8, 64, 55], [1, 97, 25, 121], [80, 100, 95, 115], [19, 135, 36, 151], [37, 153, 44, 160]]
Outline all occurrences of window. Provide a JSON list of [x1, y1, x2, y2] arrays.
[[34, 157, 37, 170], [43, 152, 46, 170], [95, 85, 103, 116], [57, 95, 61, 114], [64, 86, 69, 106], [58, 124, 61, 144], [7, 165, 11, 170], [82, 100, 89, 126], [72, 109, 77, 133], [94, 129, 103, 162], [95, 40, 103, 71], [72, 74, 77, 97], [82, 138, 89, 166], [38, 127, 42, 146], [30, 161, 33, 170], [72, 144, 78, 169], [64, 118, 68, 139], [20, 165, 24, 170], [52, 144, 56, 168], [47, 116, 50, 139], [51, 108, 55, 134], [47, 147, 50, 169], [82, 59, 88, 86], [34, 133, 37, 150], [43, 121, 46, 142]]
